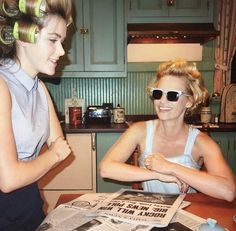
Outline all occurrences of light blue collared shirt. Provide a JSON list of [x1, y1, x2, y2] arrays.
[[0, 60, 49, 160]]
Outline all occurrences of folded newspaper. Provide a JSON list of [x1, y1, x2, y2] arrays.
[[94, 189, 185, 227], [37, 189, 205, 231]]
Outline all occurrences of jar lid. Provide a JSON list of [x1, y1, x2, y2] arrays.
[[201, 107, 211, 112]]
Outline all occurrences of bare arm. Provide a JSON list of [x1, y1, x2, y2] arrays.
[[40, 81, 72, 162], [99, 122, 184, 189], [145, 132, 236, 201], [0, 78, 71, 193], [40, 81, 64, 146]]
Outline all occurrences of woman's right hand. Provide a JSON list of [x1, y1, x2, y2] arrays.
[[49, 136, 71, 163], [153, 171, 189, 193]]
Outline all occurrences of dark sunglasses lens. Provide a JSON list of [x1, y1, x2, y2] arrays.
[[152, 90, 162, 99], [167, 91, 179, 101]]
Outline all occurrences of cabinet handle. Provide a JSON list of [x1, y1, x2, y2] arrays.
[[234, 137, 236, 151], [216, 140, 221, 146], [167, 0, 175, 6], [80, 28, 89, 34], [227, 139, 230, 160], [91, 133, 96, 151]]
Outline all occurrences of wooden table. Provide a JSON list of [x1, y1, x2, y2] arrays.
[[56, 193, 236, 231]]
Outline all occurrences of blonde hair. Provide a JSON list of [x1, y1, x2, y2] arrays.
[[147, 59, 209, 114]]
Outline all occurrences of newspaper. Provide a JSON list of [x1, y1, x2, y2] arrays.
[[36, 190, 205, 231], [95, 189, 185, 227]]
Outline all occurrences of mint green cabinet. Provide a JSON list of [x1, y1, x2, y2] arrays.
[[211, 132, 236, 175], [96, 133, 132, 192], [127, 0, 214, 23], [57, 0, 127, 77]]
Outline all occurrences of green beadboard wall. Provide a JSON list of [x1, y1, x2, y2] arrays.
[[43, 72, 156, 115], [43, 70, 214, 116], [43, 42, 215, 116]]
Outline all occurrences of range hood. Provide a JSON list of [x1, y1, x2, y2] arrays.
[[127, 23, 219, 44]]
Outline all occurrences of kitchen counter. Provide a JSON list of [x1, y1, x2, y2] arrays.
[[63, 122, 128, 133], [62, 115, 236, 133]]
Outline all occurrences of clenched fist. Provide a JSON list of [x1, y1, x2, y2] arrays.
[[50, 136, 71, 163], [145, 153, 173, 174]]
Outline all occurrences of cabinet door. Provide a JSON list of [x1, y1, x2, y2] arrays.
[[96, 133, 132, 193], [58, 0, 84, 72], [128, 0, 214, 23], [57, 0, 127, 77], [128, 0, 168, 18], [38, 133, 96, 213], [211, 132, 236, 175], [83, 0, 126, 73], [169, 0, 210, 17]]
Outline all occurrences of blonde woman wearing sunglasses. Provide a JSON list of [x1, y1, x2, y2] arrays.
[[99, 59, 235, 202]]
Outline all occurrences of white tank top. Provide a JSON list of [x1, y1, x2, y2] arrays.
[[139, 120, 201, 194]]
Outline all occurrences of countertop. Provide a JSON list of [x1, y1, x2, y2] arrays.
[[62, 115, 236, 133], [63, 122, 128, 133]]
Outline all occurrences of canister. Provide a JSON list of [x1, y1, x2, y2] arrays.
[[113, 104, 125, 124], [200, 106, 211, 123], [69, 106, 82, 126]]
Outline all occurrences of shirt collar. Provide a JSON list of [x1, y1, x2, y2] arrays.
[[5, 60, 39, 91]]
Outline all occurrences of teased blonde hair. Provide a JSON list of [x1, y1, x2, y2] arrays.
[[147, 59, 209, 114]]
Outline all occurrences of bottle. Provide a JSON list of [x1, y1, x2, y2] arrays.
[[213, 114, 219, 124]]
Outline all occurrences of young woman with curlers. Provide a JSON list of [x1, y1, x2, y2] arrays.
[[0, 0, 73, 230]]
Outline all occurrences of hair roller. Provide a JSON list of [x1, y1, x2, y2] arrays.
[[19, 0, 47, 17], [0, 0, 19, 17], [0, 23, 15, 45], [13, 21, 38, 43]]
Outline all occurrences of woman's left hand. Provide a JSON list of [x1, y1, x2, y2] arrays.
[[145, 153, 189, 193], [144, 153, 173, 175]]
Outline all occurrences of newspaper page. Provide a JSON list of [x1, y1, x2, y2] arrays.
[[36, 195, 152, 231], [170, 209, 205, 230], [36, 193, 108, 231], [36, 204, 91, 231], [37, 191, 205, 231], [95, 189, 185, 227]]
